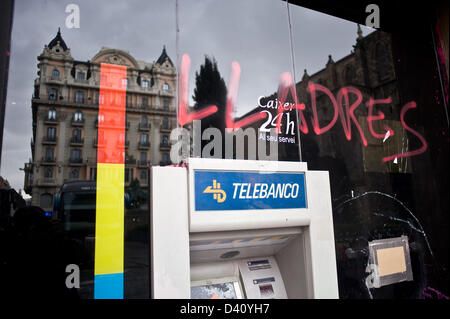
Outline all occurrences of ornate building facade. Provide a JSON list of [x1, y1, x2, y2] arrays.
[[24, 29, 177, 210]]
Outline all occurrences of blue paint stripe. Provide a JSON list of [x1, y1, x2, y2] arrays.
[[94, 273, 124, 299]]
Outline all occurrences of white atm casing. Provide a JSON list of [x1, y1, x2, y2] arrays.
[[150, 158, 339, 299]]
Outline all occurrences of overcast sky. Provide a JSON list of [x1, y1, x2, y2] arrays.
[[0, 0, 374, 190]]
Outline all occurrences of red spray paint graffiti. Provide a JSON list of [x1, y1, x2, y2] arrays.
[[177, 53, 428, 163], [177, 54, 218, 127], [225, 61, 267, 132]]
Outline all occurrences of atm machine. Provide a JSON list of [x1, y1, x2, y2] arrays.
[[150, 158, 339, 299]]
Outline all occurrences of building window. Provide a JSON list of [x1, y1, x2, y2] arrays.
[[90, 167, 97, 180], [140, 151, 147, 164], [46, 127, 56, 140], [45, 147, 54, 161], [72, 129, 82, 142], [142, 97, 149, 108], [69, 168, 79, 180], [47, 108, 57, 120], [140, 170, 147, 181], [51, 69, 60, 79], [73, 110, 83, 122], [122, 78, 129, 88], [162, 117, 169, 129], [125, 168, 133, 183], [141, 116, 148, 126], [48, 88, 58, 101], [162, 153, 170, 164], [140, 133, 149, 144], [70, 148, 82, 162], [161, 135, 169, 145], [75, 91, 85, 104], [44, 167, 53, 178], [77, 71, 85, 80], [142, 80, 149, 88], [163, 99, 169, 110], [162, 83, 169, 92]]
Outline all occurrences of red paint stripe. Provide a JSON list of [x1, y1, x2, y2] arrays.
[[98, 63, 127, 164]]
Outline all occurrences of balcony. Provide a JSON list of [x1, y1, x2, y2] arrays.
[[73, 98, 85, 105], [38, 178, 57, 186], [71, 118, 85, 127], [160, 89, 174, 97], [125, 157, 136, 165], [95, 119, 130, 130], [138, 141, 150, 149], [41, 157, 56, 165], [159, 160, 172, 166], [48, 94, 58, 102], [44, 117, 58, 125], [159, 142, 171, 151], [139, 123, 150, 131], [48, 76, 62, 84], [138, 160, 149, 168], [70, 137, 84, 146], [69, 157, 84, 166], [74, 78, 89, 85], [42, 136, 57, 145], [160, 125, 171, 133]]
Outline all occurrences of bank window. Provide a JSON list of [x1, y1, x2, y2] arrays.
[[142, 80, 149, 88], [162, 83, 169, 91]]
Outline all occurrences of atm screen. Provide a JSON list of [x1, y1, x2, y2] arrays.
[[191, 281, 243, 299]]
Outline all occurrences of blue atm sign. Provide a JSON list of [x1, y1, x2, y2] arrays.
[[194, 170, 307, 211]]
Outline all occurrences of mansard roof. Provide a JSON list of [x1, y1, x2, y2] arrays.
[[48, 28, 68, 51], [156, 46, 173, 66]]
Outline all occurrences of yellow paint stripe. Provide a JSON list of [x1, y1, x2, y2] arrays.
[[250, 237, 265, 242], [95, 163, 125, 276]]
